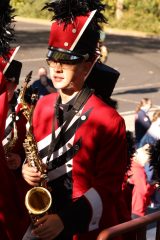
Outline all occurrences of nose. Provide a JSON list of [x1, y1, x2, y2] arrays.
[[54, 62, 63, 72]]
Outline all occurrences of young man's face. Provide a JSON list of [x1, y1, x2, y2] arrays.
[[49, 61, 91, 92]]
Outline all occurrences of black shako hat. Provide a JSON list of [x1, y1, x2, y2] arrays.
[[0, 0, 20, 74], [5, 60, 22, 84], [86, 62, 119, 100]]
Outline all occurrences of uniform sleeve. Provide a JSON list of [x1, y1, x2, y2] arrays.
[[0, 72, 8, 141], [58, 196, 92, 236], [84, 114, 128, 229], [58, 112, 129, 234]]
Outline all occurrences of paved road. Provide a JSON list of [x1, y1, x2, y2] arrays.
[[13, 18, 160, 132], [105, 32, 160, 132], [13, 18, 160, 239]]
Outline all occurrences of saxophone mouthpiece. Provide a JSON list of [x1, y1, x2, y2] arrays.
[[28, 70, 33, 77], [25, 70, 33, 83]]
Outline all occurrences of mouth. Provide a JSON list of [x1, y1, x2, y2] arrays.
[[52, 75, 64, 82]]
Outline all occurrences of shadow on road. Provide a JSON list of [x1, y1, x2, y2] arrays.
[[15, 30, 49, 48], [113, 87, 160, 96], [14, 28, 160, 54], [105, 34, 160, 54]]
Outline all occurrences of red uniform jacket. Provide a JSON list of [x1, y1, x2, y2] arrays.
[[0, 72, 28, 240], [32, 92, 131, 240]]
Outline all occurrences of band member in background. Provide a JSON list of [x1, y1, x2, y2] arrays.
[[0, 1, 29, 239], [3, 60, 25, 168], [22, 1, 131, 240], [30, 66, 56, 99], [128, 144, 157, 219], [135, 98, 152, 148], [3, 59, 31, 213]]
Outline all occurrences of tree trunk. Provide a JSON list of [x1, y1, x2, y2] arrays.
[[116, 0, 124, 20]]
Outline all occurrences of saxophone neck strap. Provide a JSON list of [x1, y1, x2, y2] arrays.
[[46, 87, 93, 164]]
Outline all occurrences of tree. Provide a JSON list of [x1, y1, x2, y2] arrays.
[[116, 0, 124, 20]]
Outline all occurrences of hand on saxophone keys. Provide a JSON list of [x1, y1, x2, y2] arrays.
[[32, 214, 64, 240], [22, 162, 42, 186]]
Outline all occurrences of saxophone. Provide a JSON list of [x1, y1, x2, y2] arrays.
[[23, 92, 52, 223], [18, 70, 33, 121]]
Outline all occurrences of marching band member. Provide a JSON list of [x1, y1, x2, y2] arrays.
[[3, 60, 25, 169], [3, 59, 31, 216], [22, 1, 131, 240], [0, 1, 29, 239]]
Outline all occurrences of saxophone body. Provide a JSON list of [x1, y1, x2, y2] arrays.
[[23, 92, 52, 223]]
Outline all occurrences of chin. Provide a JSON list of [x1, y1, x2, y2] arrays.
[[52, 81, 63, 88], [54, 81, 73, 91]]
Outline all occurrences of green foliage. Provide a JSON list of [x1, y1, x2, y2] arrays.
[[104, 0, 117, 17], [110, 11, 160, 34], [124, 0, 160, 17], [108, 0, 160, 34], [10, 0, 52, 19], [10, 0, 160, 34]]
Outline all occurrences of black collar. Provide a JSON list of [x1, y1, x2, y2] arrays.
[[56, 95, 77, 112]]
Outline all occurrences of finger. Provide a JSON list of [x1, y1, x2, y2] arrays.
[[23, 176, 40, 186], [22, 164, 39, 174], [26, 176, 41, 182], [22, 168, 41, 178], [24, 179, 39, 186], [22, 174, 41, 186], [34, 215, 48, 226], [32, 227, 53, 240], [32, 223, 45, 235], [22, 169, 41, 179]]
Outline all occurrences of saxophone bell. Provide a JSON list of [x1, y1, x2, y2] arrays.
[[25, 186, 52, 223]]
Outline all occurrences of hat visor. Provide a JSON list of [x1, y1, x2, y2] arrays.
[[47, 47, 89, 64]]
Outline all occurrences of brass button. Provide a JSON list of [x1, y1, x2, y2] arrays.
[[67, 143, 72, 148]]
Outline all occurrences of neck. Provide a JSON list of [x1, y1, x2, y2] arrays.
[[59, 89, 79, 104], [59, 81, 85, 104]]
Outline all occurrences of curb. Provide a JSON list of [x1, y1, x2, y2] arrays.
[[15, 16, 51, 26]]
